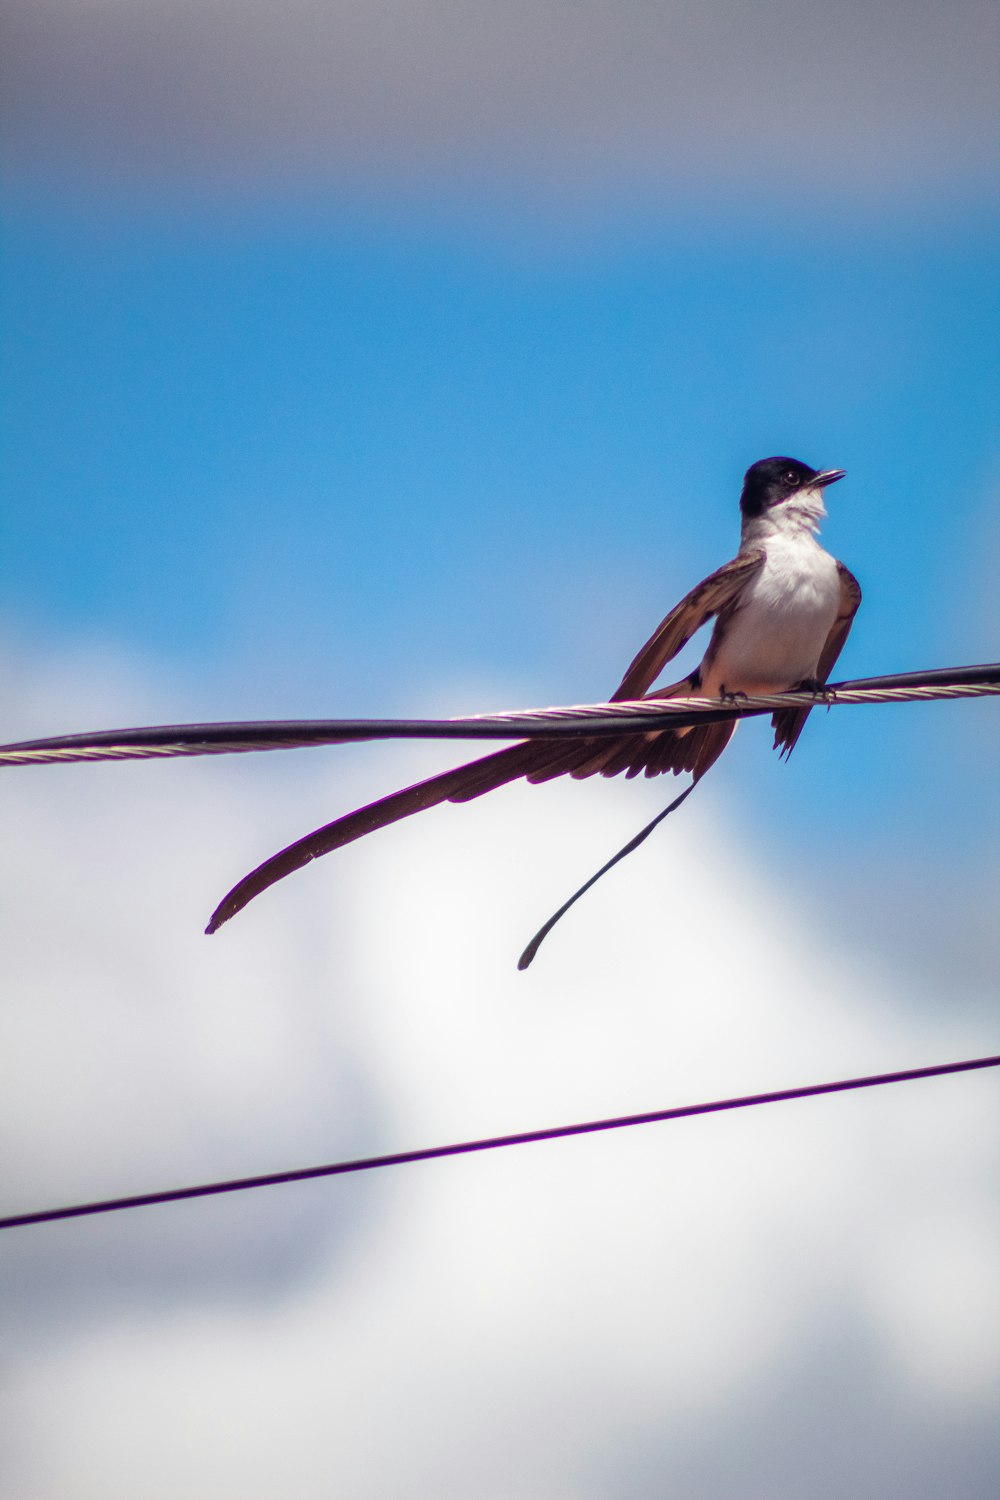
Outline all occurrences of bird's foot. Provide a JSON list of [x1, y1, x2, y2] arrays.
[[797, 678, 837, 705]]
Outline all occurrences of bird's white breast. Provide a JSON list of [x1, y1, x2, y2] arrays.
[[705, 534, 841, 695]]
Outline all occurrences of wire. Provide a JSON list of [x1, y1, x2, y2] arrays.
[[1, 663, 998, 767], [2, 1055, 996, 1232]]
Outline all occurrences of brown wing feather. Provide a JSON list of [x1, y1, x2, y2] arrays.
[[612, 551, 765, 701], [771, 563, 863, 758]]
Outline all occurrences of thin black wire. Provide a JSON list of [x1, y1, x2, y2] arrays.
[[2, 663, 998, 763], [2, 1055, 996, 1232]]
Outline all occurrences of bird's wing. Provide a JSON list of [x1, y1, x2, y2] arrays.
[[772, 562, 863, 758], [611, 550, 765, 702]]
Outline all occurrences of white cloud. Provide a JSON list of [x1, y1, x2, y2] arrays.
[[4, 1, 997, 206], [1, 640, 997, 1496]]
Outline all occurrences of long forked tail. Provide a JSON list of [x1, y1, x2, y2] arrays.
[[205, 740, 553, 933], [205, 693, 736, 938]]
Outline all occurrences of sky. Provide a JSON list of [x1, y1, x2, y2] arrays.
[[1, 3, 998, 1496]]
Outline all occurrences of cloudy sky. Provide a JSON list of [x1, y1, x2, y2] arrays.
[[1, 3, 998, 1496]]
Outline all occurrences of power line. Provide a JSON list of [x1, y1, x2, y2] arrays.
[[2, 1055, 996, 1232], [1, 663, 997, 767]]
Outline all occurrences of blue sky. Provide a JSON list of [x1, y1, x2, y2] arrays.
[[1, 3, 998, 1496], [3, 205, 998, 845], [4, 204, 998, 682]]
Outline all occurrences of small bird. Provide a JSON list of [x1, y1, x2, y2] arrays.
[[207, 456, 861, 956]]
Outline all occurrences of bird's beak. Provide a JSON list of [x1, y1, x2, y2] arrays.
[[814, 469, 846, 488]]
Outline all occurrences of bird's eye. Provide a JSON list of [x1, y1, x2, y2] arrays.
[[782, 469, 799, 486]]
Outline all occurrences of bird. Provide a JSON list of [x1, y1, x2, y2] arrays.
[[206, 456, 861, 957]]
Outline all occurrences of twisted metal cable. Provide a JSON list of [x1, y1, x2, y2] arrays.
[[1, 663, 997, 767]]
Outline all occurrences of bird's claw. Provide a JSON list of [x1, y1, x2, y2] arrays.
[[798, 678, 837, 707]]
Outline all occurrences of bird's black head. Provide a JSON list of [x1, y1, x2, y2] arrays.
[[739, 456, 845, 519]]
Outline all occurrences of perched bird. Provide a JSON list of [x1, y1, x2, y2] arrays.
[[207, 456, 861, 957]]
